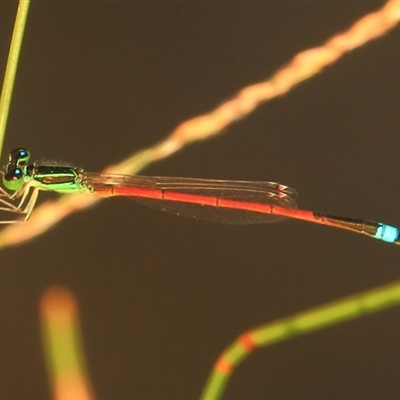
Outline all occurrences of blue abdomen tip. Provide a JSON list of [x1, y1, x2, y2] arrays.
[[375, 224, 399, 243]]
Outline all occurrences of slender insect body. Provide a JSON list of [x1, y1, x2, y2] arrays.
[[0, 148, 399, 244]]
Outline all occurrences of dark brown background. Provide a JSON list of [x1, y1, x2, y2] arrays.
[[1, 1, 400, 399]]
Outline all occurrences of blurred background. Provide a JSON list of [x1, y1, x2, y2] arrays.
[[1, 1, 400, 399]]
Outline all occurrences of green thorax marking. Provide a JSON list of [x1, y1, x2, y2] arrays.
[[27, 164, 92, 194]]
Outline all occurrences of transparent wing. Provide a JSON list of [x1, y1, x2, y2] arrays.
[[86, 173, 298, 224]]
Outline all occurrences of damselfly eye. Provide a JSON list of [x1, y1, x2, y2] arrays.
[[3, 166, 24, 191], [9, 148, 30, 166]]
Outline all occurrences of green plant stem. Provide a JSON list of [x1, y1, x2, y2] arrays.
[[0, 0, 31, 158], [200, 280, 400, 400]]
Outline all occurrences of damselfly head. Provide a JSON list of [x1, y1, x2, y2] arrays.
[[3, 165, 24, 191], [9, 148, 30, 166]]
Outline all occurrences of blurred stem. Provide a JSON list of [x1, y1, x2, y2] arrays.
[[0, 0, 30, 158], [41, 286, 96, 400], [200, 280, 400, 400]]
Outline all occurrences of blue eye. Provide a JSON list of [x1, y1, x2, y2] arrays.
[[3, 166, 24, 191], [9, 148, 30, 165]]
